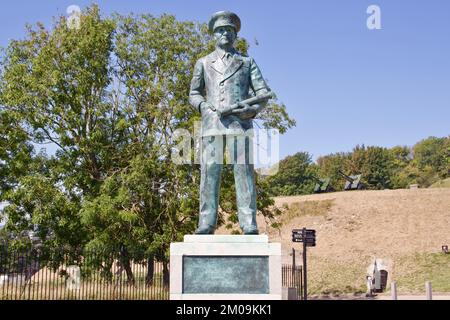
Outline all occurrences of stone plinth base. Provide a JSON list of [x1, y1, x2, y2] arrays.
[[170, 235, 281, 300]]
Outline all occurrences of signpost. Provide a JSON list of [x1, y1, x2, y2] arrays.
[[292, 228, 316, 300]]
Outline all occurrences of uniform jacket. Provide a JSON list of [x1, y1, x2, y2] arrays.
[[189, 48, 269, 136]]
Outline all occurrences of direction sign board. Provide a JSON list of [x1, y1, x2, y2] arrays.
[[292, 229, 315, 235], [292, 228, 316, 246]]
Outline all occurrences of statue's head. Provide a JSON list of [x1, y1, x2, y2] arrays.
[[209, 11, 241, 49]]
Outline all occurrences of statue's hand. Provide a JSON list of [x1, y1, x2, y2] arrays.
[[200, 102, 216, 114], [232, 102, 257, 120]]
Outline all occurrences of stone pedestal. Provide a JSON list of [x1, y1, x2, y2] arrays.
[[170, 235, 282, 300]]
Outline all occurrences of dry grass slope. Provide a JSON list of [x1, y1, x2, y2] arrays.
[[430, 178, 450, 188], [263, 188, 450, 295]]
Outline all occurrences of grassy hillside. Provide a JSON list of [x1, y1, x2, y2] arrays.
[[430, 178, 450, 188], [264, 188, 450, 295]]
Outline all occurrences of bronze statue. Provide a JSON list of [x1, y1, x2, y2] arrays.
[[189, 11, 272, 235]]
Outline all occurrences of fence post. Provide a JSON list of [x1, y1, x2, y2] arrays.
[[0, 248, 171, 301], [425, 281, 432, 300], [292, 248, 295, 269], [299, 265, 303, 300], [302, 228, 308, 301], [391, 282, 397, 300]]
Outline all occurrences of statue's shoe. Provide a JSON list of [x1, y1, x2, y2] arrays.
[[195, 225, 215, 234], [242, 226, 259, 235]]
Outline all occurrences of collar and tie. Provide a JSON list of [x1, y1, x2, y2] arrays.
[[217, 47, 234, 66], [223, 52, 232, 65]]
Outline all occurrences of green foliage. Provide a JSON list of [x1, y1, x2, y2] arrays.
[[3, 174, 86, 250], [258, 102, 296, 135], [388, 136, 449, 188], [349, 145, 394, 189], [0, 5, 294, 271], [388, 145, 413, 189], [265, 152, 317, 196], [315, 139, 448, 192], [316, 152, 351, 191], [317, 145, 403, 192], [0, 110, 35, 194], [413, 137, 446, 172], [268, 136, 449, 197], [0, 6, 114, 254], [412, 136, 449, 183]]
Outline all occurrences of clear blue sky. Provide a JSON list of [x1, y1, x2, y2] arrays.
[[0, 0, 449, 161]]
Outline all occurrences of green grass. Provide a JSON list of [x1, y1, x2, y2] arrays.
[[308, 256, 367, 296], [305, 252, 450, 296], [394, 253, 450, 293], [430, 178, 450, 188]]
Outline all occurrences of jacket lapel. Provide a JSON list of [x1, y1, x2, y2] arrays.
[[222, 55, 243, 82], [208, 51, 225, 75]]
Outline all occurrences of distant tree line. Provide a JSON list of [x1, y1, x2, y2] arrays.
[[266, 136, 450, 196]]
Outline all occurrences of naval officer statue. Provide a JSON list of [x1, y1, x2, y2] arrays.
[[189, 11, 272, 235]]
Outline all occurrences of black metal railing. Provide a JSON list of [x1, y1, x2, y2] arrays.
[[0, 248, 169, 300], [282, 264, 303, 300], [1, 247, 304, 300]]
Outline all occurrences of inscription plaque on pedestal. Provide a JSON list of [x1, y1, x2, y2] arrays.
[[183, 256, 269, 294], [170, 235, 281, 300]]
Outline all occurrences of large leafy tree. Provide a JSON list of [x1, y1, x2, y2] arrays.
[[349, 145, 395, 189], [412, 136, 449, 181], [0, 6, 295, 281], [265, 152, 317, 196], [388, 145, 413, 189], [0, 6, 116, 261], [319, 145, 396, 190], [392, 136, 449, 188], [316, 152, 352, 191]]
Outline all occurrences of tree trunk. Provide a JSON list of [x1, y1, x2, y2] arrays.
[[120, 247, 135, 286], [124, 261, 135, 286], [163, 261, 169, 288], [145, 255, 154, 286]]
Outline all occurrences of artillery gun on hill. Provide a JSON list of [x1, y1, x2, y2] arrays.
[[313, 177, 334, 194], [338, 170, 365, 191]]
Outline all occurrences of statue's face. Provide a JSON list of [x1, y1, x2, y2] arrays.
[[214, 26, 237, 48]]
